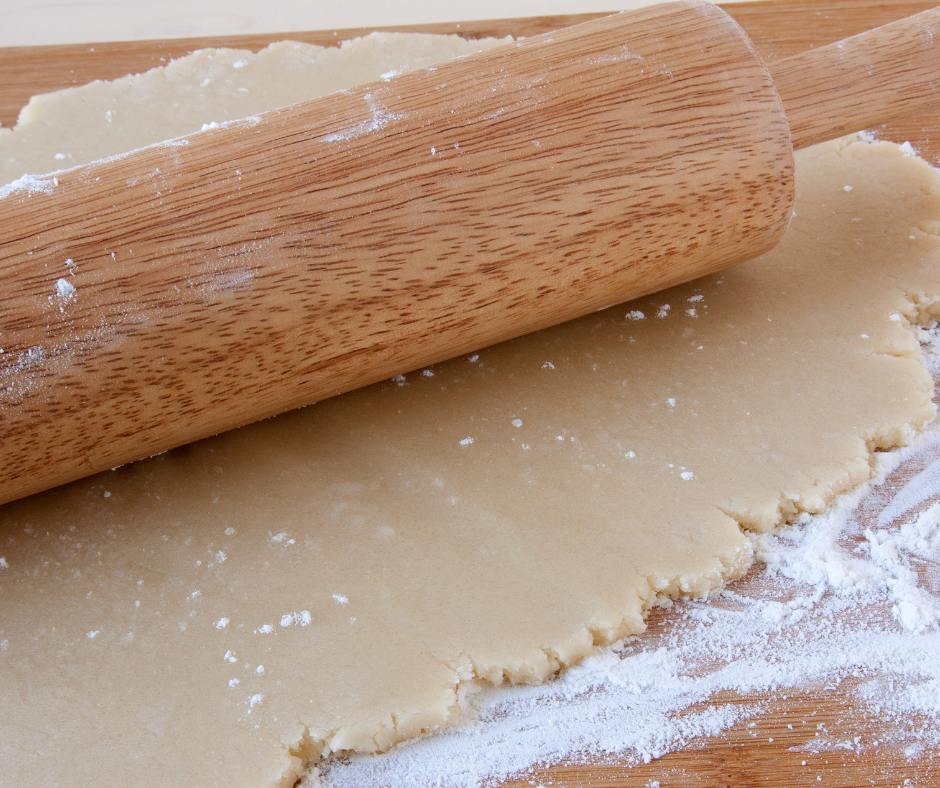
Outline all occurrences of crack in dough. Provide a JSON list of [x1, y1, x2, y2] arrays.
[[1, 34, 940, 788]]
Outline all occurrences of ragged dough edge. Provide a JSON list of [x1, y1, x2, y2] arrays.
[[716, 136, 940, 536], [1, 30, 758, 788], [0, 33, 512, 190], [720, 427, 921, 535], [0, 32, 757, 786], [720, 348, 934, 535], [270, 532, 755, 786], [252, 135, 940, 788], [7, 42, 940, 783]]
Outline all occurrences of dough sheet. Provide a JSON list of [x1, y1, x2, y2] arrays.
[[2, 35, 940, 788]]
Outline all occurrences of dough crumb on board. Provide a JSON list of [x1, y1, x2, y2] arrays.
[[2, 34, 940, 788]]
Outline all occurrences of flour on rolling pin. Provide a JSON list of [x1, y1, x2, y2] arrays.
[[0, 34, 510, 186], [0, 2, 798, 506], [1, 27, 940, 788]]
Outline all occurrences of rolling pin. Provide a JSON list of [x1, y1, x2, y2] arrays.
[[2, 0, 940, 506]]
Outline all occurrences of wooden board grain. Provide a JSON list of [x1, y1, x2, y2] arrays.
[[1, 1, 938, 785], [505, 563, 940, 787], [0, 14, 605, 129], [0, 0, 936, 137]]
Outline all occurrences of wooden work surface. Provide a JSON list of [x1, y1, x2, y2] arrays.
[[2, 1, 938, 785]]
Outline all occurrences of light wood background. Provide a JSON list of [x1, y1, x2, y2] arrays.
[[1, 0, 938, 784]]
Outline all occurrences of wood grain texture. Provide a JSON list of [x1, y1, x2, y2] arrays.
[[771, 5, 940, 148], [3, 0, 939, 136], [0, 3, 938, 786], [0, 0, 795, 504], [731, 0, 940, 163], [0, 0, 936, 133], [0, 15, 607, 130], [502, 4, 940, 784], [504, 7, 940, 786], [730, 0, 936, 59], [500, 510, 940, 788]]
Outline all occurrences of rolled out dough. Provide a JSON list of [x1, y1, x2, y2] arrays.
[[0, 33, 509, 184], [2, 34, 940, 788]]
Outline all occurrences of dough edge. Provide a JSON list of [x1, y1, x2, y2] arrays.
[[2, 35, 940, 788]]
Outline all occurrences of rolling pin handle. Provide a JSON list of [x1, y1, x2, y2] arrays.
[[771, 6, 940, 149]]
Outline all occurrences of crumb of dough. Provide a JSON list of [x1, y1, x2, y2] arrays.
[[1, 34, 940, 788]]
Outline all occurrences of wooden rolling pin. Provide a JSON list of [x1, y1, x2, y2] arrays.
[[2, 0, 939, 505]]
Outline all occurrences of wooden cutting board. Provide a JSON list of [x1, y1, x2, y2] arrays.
[[2, 1, 938, 785]]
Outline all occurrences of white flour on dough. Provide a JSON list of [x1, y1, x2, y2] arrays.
[[1, 35, 940, 788]]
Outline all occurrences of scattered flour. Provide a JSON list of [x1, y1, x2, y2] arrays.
[[309, 329, 940, 788], [321, 93, 403, 143], [280, 610, 312, 627], [0, 172, 57, 200]]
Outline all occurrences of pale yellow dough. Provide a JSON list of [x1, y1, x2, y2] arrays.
[[2, 35, 940, 788], [0, 33, 509, 183]]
